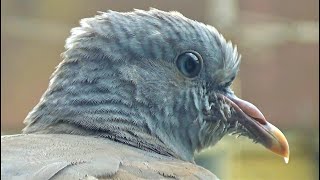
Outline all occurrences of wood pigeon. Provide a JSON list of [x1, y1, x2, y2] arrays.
[[1, 8, 289, 179]]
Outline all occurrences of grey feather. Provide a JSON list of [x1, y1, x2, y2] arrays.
[[1, 134, 218, 179], [1, 8, 243, 179]]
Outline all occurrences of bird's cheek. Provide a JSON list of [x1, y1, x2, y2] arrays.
[[202, 94, 233, 122]]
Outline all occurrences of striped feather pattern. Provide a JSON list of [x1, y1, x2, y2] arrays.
[[23, 9, 241, 162]]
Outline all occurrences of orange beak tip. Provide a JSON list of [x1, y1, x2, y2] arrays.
[[265, 122, 290, 164]]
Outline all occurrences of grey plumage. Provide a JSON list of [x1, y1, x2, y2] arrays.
[[23, 8, 240, 161], [2, 8, 289, 180], [2, 134, 217, 179]]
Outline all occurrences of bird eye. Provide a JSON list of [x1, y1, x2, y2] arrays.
[[176, 51, 203, 78]]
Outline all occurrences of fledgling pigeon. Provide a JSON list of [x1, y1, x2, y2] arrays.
[[1, 9, 289, 179]]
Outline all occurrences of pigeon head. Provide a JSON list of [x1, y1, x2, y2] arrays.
[[23, 9, 289, 162]]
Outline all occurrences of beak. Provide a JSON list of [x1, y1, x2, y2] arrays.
[[218, 94, 290, 163]]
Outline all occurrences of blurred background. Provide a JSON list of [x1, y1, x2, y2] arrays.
[[1, 0, 319, 179]]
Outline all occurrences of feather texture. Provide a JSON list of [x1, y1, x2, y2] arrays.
[[2, 8, 246, 179]]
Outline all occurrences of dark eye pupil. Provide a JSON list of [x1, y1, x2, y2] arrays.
[[185, 59, 197, 71], [176, 52, 202, 78]]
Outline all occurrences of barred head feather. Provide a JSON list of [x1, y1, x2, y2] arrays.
[[23, 8, 241, 161]]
